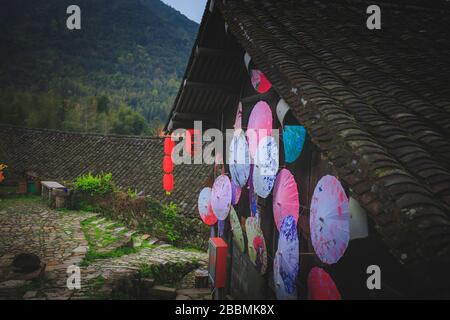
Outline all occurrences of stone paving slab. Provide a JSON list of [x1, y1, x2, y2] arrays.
[[0, 197, 208, 300]]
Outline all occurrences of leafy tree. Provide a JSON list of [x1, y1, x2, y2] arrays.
[[97, 95, 110, 114], [111, 106, 147, 136], [0, 0, 198, 135]]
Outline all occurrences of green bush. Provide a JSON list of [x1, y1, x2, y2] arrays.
[[74, 172, 114, 196], [147, 199, 181, 244], [126, 188, 138, 199]]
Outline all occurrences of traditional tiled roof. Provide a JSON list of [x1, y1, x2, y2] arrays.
[[0, 124, 212, 216], [167, 0, 450, 289]]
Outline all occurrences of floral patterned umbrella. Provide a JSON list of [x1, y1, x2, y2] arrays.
[[197, 187, 217, 226], [211, 175, 232, 221], [307, 267, 341, 300], [310, 175, 350, 264], [273, 169, 299, 231], [244, 52, 272, 94], [274, 215, 299, 300], [251, 69, 272, 93], [229, 131, 251, 188], [245, 217, 267, 274], [283, 125, 306, 164], [247, 101, 273, 159], [231, 180, 242, 205], [234, 102, 243, 131], [230, 207, 245, 253], [248, 165, 259, 217], [253, 136, 279, 198]]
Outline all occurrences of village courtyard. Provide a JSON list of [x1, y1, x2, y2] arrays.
[[0, 195, 210, 300]]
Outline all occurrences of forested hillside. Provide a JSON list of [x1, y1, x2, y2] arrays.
[[0, 0, 198, 135]]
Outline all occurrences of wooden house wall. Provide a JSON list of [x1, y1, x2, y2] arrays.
[[222, 63, 416, 299]]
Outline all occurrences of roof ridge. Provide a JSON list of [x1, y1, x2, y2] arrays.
[[0, 123, 164, 140]]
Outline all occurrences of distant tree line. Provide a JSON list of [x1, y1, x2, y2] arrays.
[[0, 0, 198, 136]]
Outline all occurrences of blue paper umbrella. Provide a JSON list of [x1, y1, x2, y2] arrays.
[[253, 136, 279, 198], [274, 215, 299, 300], [229, 131, 251, 187], [283, 125, 306, 163]]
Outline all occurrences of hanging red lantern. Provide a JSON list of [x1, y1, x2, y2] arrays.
[[185, 129, 201, 156], [164, 137, 175, 155], [163, 174, 174, 195], [163, 156, 173, 173]]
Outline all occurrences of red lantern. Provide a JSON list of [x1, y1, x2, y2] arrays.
[[163, 174, 174, 194], [163, 156, 173, 173], [185, 129, 201, 156], [164, 137, 174, 155]]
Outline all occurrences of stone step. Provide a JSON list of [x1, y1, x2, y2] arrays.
[[148, 285, 176, 300], [176, 288, 211, 299]]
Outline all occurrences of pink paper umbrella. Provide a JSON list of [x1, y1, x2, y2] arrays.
[[273, 169, 299, 231], [307, 267, 341, 300], [310, 175, 350, 264], [198, 187, 218, 226], [211, 175, 232, 221], [247, 101, 273, 159]]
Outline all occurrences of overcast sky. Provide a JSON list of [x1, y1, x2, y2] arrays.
[[161, 0, 208, 23]]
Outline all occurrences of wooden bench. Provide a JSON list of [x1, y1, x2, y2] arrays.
[[40, 181, 68, 208]]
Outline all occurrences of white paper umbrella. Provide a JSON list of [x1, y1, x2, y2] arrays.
[[276, 99, 291, 125], [253, 136, 279, 198], [197, 187, 218, 226], [230, 207, 245, 253], [310, 175, 350, 264], [211, 175, 232, 221], [229, 131, 251, 188], [349, 197, 369, 240], [234, 102, 243, 131], [274, 215, 299, 300]]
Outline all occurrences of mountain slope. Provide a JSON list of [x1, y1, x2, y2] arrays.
[[0, 0, 199, 135]]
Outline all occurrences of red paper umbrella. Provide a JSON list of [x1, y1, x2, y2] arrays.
[[307, 267, 341, 300], [244, 52, 272, 94], [310, 175, 350, 264], [198, 187, 218, 226], [273, 169, 299, 231], [247, 101, 273, 159], [251, 69, 272, 93]]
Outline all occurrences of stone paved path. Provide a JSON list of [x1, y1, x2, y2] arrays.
[[0, 196, 208, 300]]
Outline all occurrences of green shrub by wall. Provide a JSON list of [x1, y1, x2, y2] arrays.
[[74, 172, 114, 196]]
